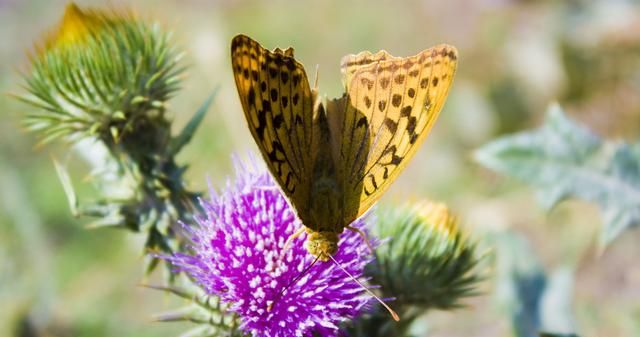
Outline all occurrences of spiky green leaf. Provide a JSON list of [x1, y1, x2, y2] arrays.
[[53, 159, 79, 216], [169, 88, 219, 156]]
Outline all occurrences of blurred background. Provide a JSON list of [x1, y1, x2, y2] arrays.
[[1, 0, 639, 336]]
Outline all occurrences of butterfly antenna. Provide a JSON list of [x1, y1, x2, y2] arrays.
[[327, 254, 400, 321], [313, 64, 319, 90], [267, 254, 321, 312]]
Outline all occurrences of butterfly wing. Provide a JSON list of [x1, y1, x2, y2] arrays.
[[231, 35, 316, 214], [327, 45, 458, 223]]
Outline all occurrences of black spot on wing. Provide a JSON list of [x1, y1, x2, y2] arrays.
[[356, 117, 368, 129], [392, 94, 402, 108], [380, 77, 390, 89], [378, 100, 387, 111], [273, 114, 284, 128], [406, 116, 417, 134], [361, 78, 374, 90], [384, 118, 398, 133], [368, 174, 378, 190], [255, 105, 267, 141], [248, 87, 256, 105], [381, 145, 403, 166], [364, 96, 372, 109], [402, 60, 414, 69]]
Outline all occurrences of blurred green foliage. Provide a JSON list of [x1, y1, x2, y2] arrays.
[[2, 0, 640, 337], [476, 104, 640, 247]]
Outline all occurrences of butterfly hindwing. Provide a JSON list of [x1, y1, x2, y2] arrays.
[[231, 35, 315, 213], [330, 45, 458, 222]]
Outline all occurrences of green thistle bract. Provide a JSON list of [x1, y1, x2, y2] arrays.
[[146, 281, 243, 337]]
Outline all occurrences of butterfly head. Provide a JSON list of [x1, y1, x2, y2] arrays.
[[305, 230, 338, 261]]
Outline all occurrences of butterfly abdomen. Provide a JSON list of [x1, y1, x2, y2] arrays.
[[308, 103, 344, 233], [308, 177, 342, 232]]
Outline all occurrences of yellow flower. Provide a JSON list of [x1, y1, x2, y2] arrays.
[[413, 200, 459, 238], [42, 3, 130, 51]]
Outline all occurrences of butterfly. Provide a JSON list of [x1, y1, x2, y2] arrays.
[[231, 34, 457, 262]]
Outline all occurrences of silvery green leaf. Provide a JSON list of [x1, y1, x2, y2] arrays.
[[493, 232, 581, 337], [475, 104, 640, 247], [540, 268, 577, 335], [492, 232, 546, 337]]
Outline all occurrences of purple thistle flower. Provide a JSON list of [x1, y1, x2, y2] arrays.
[[165, 158, 374, 337]]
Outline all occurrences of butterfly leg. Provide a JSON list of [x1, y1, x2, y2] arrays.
[[313, 64, 319, 90], [346, 225, 374, 253], [256, 185, 279, 191]]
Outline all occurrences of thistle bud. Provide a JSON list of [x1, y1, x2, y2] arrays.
[[370, 200, 483, 311], [21, 3, 183, 150], [17, 3, 209, 274]]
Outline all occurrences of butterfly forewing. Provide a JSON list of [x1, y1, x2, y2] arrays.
[[332, 45, 458, 222], [231, 35, 316, 215]]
